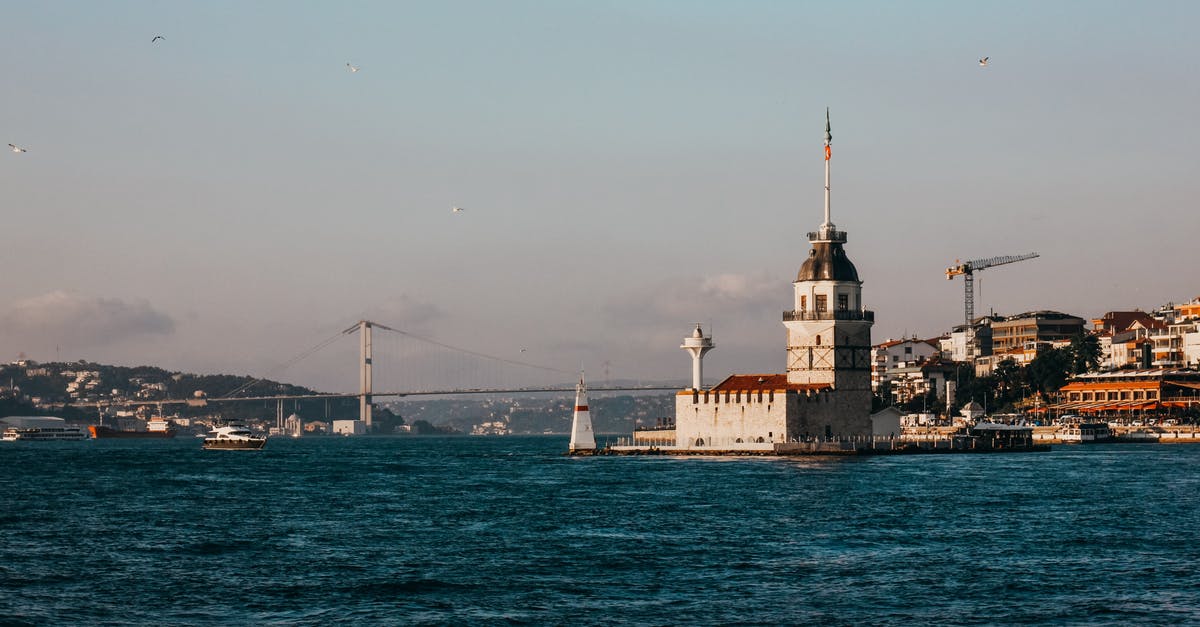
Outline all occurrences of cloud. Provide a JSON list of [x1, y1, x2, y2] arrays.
[[590, 270, 789, 378], [364, 294, 446, 335], [0, 291, 175, 349], [609, 271, 783, 325]]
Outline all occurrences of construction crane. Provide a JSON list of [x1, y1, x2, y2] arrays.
[[946, 252, 1039, 326]]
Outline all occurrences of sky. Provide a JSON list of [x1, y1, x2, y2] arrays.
[[2, 1, 1198, 393]]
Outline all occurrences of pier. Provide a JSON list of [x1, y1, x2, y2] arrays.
[[597, 425, 1050, 457]]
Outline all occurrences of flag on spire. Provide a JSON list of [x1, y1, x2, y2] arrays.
[[824, 107, 832, 161]]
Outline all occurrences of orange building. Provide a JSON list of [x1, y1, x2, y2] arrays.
[[1053, 369, 1200, 415]]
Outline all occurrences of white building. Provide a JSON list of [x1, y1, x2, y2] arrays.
[[332, 419, 366, 436], [872, 337, 941, 395]]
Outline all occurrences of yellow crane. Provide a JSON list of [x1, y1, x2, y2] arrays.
[[946, 252, 1039, 326]]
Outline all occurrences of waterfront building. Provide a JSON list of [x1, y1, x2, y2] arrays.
[[332, 419, 366, 436], [1092, 310, 1157, 335], [990, 311, 1086, 354], [1053, 369, 1200, 415], [871, 337, 941, 396], [941, 317, 1000, 363], [970, 310, 1087, 375], [886, 358, 957, 407], [667, 111, 875, 449], [1085, 301, 1200, 370]]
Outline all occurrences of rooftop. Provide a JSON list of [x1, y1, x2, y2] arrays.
[[707, 374, 831, 393]]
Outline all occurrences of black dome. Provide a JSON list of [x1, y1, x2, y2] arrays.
[[797, 242, 860, 282]]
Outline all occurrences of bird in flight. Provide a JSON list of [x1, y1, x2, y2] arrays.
[[452, 206, 464, 213], [346, 63, 360, 73], [152, 35, 165, 43], [979, 57, 989, 67], [9, 144, 27, 153]]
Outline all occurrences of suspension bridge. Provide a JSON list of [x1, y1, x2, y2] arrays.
[[73, 320, 680, 428]]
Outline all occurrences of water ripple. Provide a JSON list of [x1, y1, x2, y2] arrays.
[[1, 437, 1198, 624]]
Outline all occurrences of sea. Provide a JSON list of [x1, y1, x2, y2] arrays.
[[2, 436, 1199, 626]]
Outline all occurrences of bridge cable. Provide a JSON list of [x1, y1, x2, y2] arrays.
[[372, 325, 572, 375], [216, 329, 348, 400]]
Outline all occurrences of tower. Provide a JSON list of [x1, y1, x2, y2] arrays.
[[680, 324, 714, 390], [568, 372, 596, 452], [782, 110, 874, 399], [358, 320, 373, 429]]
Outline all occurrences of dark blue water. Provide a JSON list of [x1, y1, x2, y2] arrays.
[[2, 437, 1199, 625]]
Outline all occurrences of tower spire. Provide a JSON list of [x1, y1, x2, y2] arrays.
[[823, 107, 832, 230]]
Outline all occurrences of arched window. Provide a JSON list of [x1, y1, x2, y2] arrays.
[[815, 334, 822, 346]]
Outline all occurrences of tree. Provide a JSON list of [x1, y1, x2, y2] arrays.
[[1068, 331, 1102, 375], [993, 358, 1025, 407], [1028, 347, 1072, 402]]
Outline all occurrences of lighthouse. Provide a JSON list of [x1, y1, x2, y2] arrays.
[[568, 373, 596, 453], [680, 324, 714, 390]]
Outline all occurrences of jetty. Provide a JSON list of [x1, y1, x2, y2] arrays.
[[587, 424, 1049, 457]]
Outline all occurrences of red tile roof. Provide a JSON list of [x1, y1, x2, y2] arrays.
[[1092, 311, 1156, 333], [709, 373, 831, 392]]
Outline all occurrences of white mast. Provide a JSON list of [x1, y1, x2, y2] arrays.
[[822, 107, 833, 232], [568, 372, 596, 452]]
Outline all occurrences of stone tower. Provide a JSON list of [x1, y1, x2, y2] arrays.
[[782, 111, 874, 427]]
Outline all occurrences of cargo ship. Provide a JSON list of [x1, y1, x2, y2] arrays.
[[88, 417, 177, 439]]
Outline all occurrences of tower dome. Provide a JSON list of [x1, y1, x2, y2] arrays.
[[797, 241, 860, 283]]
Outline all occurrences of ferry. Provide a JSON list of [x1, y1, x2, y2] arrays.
[[1058, 422, 1113, 443], [2, 426, 88, 441], [1, 416, 89, 441], [202, 425, 267, 450]]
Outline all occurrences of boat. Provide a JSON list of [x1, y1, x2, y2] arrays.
[[89, 417, 177, 439], [2, 426, 88, 441], [1, 416, 88, 441], [1058, 422, 1113, 443], [202, 425, 267, 450]]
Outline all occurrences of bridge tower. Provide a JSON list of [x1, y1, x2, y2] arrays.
[[343, 320, 377, 428], [358, 320, 373, 428]]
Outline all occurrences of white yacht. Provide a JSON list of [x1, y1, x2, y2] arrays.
[[201, 425, 267, 450]]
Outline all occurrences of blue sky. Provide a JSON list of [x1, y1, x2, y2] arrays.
[[2, 1, 1198, 392]]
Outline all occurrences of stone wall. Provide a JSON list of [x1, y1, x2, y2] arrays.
[[673, 386, 873, 447], [674, 390, 788, 448]]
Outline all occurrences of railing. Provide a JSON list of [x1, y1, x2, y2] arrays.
[[608, 434, 954, 451], [807, 229, 847, 242], [782, 309, 874, 322]]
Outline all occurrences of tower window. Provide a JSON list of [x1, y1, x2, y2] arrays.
[[815, 334, 821, 346], [815, 295, 827, 312], [838, 294, 848, 311], [800, 295, 807, 311]]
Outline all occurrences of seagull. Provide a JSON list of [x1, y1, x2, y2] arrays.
[[9, 144, 26, 153], [151, 35, 165, 43], [346, 63, 359, 73], [452, 206, 464, 213], [979, 56, 989, 67]]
